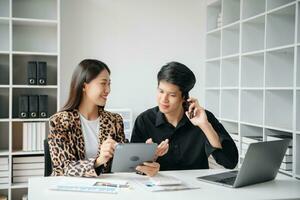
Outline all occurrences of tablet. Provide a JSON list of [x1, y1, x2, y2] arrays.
[[111, 143, 157, 172]]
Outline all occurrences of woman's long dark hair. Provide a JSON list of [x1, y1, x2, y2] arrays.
[[62, 59, 110, 111]]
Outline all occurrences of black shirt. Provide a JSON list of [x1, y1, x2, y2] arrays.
[[130, 107, 238, 171]]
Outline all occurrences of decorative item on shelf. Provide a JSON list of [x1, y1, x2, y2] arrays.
[[19, 95, 29, 118], [27, 61, 47, 85], [217, 12, 222, 28]]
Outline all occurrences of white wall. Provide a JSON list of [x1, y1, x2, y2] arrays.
[[61, 0, 206, 119]]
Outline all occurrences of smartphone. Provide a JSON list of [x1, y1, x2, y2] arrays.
[[183, 99, 194, 119]]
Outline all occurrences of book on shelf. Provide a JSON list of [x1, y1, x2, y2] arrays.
[[0, 165, 8, 171], [282, 155, 293, 163], [280, 162, 293, 171], [13, 175, 42, 183], [13, 162, 44, 170], [13, 156, 44, 164], [0, 171, 8, 177], [0, 194, 7, 200], [266, 135, 292, 146], [0, 177, 9, 184], [242, 136, 263, 144], [13, 169, 44, 176], [0, 157, 8, 165], [23, 122, 46, 151]]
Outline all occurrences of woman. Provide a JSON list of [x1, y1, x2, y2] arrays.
[[48, 59, 159, 177]]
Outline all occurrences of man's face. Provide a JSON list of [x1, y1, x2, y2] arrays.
[[156, 81, 184, 115]]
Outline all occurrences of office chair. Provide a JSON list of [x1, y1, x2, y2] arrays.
[[44, 139, 52, 176]]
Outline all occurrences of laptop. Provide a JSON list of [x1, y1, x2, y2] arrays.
[[111, 143, 157, 172], [197, 139, 291, 188]]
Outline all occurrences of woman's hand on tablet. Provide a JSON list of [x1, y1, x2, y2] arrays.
[[136, 162, 160, 177], [146, 138, 169, 160], [95, 137, 117, 167]]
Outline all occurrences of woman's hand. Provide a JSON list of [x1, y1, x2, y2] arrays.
[[136, 162, 160, 177], [95, 137, 117, 167], [146, 138, 169, 160]]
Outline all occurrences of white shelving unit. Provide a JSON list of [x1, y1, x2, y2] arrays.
[[0, 0, 60, 199], [205, 0, 299, 179]]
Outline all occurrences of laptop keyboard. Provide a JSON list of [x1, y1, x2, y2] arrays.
[[216, 176, 237, 185]]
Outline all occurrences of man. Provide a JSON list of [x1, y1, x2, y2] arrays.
[[131, 62, 238, 171]]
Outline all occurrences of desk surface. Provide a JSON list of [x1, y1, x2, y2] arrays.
[[28, 169, 300, 200]]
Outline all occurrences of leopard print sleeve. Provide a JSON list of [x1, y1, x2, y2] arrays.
[[114, 113, 127, 143], [48, 112, 98, 177]]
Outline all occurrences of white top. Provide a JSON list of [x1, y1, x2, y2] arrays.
[[28, 169, 300, 200], [79, 113, 100, 158]]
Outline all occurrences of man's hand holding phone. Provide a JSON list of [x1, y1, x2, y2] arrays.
[[185, 97, 209, 129]]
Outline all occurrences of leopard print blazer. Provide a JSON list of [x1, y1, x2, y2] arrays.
[[48, 108, 126, 177]]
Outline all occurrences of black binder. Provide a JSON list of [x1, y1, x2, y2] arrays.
[[27, 61, 37, 85], [29, 95, 38, 118], [37, 61, 47, 85], [18, 95, 29, 118], [38, 95, 48, 118]]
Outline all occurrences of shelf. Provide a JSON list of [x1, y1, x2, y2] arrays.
[[222, 24, 240, 56], [0, 0, 9, 17], [297, 47, 300, 87], [13, 54, 58, 85], [12, 88, 57, 118], [205, 60, 220, 87], [0, 150, 9, 156], [241, 90, 263, 125], [296, 135, 300, 177], [12, 18, 57, 26], [220, 120, 238, 134], [266, 4, 295, 48], [265, 90, 293, 130], [0, 122, 9, 153], [12, 22, 57, 53], [297, 91, 300, 131], [0, 19, 9, 52], [220, 90, 238, 121], [242, 0, 265, 19], [265, 47, 294, 87], [11, 151, 44, 156], [240, 124, 263, 137], [10, 183, 28, 189], [221, 57, 239, 87], [0, 88, 9, 118], [0, 54, 9, 85], [222, 0, 240, 26], [240, 121, 264, 128], [12, 0, 57, 20], [267, 0, 295, 11], [206, 0, 221, 31], [241, 53, 264, 87], [206, 30, 221, 59], [242, 16, 265, 53], [205, 90, 220, 117], [12, 51, 58, 56]]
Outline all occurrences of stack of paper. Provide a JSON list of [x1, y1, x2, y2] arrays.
[[13, 156, 44, 183], [0, 157, 9, 187]]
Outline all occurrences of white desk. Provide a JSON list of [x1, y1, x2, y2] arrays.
[[28, 169, 300, 200]]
